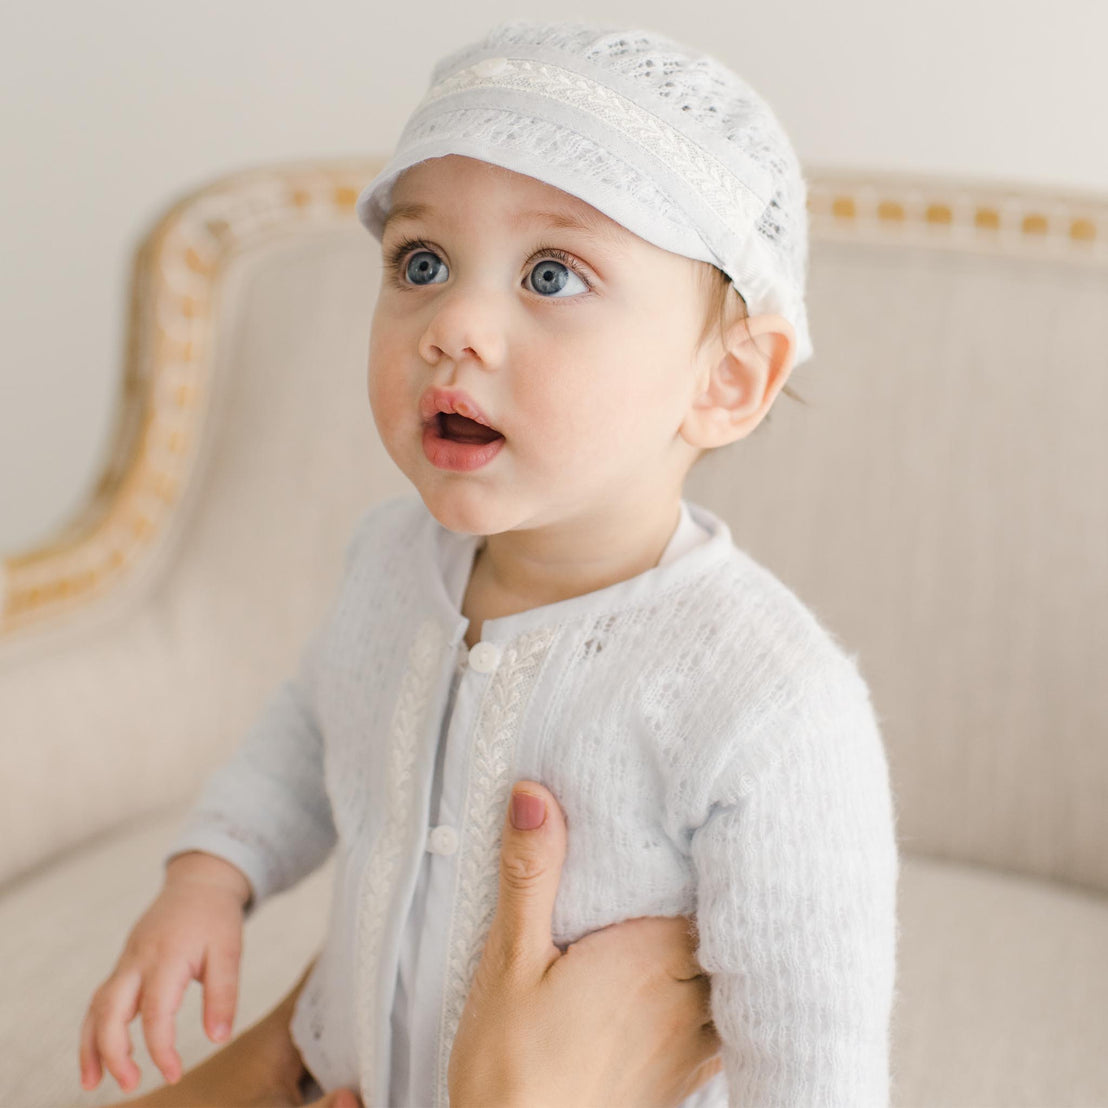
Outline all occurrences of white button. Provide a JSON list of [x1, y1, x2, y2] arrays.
[[467, 640, 501, 673], [473, 56, 509, 78], [427, 825, 459, 855]]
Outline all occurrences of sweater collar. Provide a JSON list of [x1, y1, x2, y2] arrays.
[[421, 498, 736, 649]]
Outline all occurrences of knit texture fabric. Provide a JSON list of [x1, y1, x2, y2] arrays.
[[355, 20, 814, 366], [388, 499, 713, 1105], [168, 495, 899, 1107]]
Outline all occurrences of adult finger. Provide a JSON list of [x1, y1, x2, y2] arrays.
[[679, 968, 717, 1039], [139, 964, 188, 1083], [674, 912, 707, 979], [573, 912, 702, 986], [481, 780, 568, 986]]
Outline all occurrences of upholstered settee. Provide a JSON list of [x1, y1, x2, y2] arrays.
[[2, 158, 1106, 1107]]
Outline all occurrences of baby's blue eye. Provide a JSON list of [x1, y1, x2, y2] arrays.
[[404, 250, 447, 286], [527, 258, 588, 297]]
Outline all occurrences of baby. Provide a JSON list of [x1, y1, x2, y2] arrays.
[[80, 20, 898, 1108]]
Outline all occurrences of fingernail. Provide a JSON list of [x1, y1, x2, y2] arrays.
[[213, 1022, 230, 1041], [511, 789, 545, 830]]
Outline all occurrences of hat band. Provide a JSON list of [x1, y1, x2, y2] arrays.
[[407, 55, 771, 238]]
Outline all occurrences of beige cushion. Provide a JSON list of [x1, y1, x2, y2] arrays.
[[892, 855, 1108, 1106], [3, 813, 1107, 1108]]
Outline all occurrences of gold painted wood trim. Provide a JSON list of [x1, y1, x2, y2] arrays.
[[806, 165, 1106, 261], [0, 158, 384, 638], [2, 161, 1106, 637]]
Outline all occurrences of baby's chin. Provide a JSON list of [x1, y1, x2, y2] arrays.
[[415, 485, 521, 539]]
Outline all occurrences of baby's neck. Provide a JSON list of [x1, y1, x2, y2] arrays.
[[460, 498, 683, 646]]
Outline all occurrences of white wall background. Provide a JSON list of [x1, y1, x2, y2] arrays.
[[2, 0, 1104, 553]]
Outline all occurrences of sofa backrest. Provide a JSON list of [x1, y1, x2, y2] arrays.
[[1, 161, 1105, 896]]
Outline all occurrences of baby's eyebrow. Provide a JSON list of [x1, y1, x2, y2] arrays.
[[383, 201, 630, 254]]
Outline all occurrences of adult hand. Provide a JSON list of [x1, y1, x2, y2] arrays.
[[448, 780, 723, 1108]]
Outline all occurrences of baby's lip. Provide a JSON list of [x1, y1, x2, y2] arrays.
[[419, 387, 501, 434]]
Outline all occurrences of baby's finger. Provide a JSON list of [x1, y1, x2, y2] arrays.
[[92, 971, 143, 1091], [140, 966, 189, 1084], [78, 1007, 103, 1090], [201, 943, 241, 1043]]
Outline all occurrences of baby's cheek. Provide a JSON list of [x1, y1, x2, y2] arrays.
[[367, 365, 405, 429]]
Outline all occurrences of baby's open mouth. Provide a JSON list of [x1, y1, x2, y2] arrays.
[[437, 412, 505, 445]]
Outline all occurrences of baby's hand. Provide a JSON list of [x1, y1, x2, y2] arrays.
[[78, 851, 252, 1094]]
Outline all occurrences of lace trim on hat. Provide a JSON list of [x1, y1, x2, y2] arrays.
[[411, 56, 768, 235], [388, 106, 693, 243]]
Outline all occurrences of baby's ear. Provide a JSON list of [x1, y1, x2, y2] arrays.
[[680, 313, 796, 449]]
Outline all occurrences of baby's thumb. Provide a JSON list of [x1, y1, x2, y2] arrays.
[[485, 781, 568, 983]]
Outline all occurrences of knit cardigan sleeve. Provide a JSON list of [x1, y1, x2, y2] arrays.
[[689, 657, 899, 1108], [164, 625, 336, 913], [163, 514, 376, 911]]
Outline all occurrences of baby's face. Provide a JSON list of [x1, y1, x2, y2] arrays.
[[367, 154, 707, 538]]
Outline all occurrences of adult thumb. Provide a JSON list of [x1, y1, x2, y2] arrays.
[[484, 780, 568, 982]]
